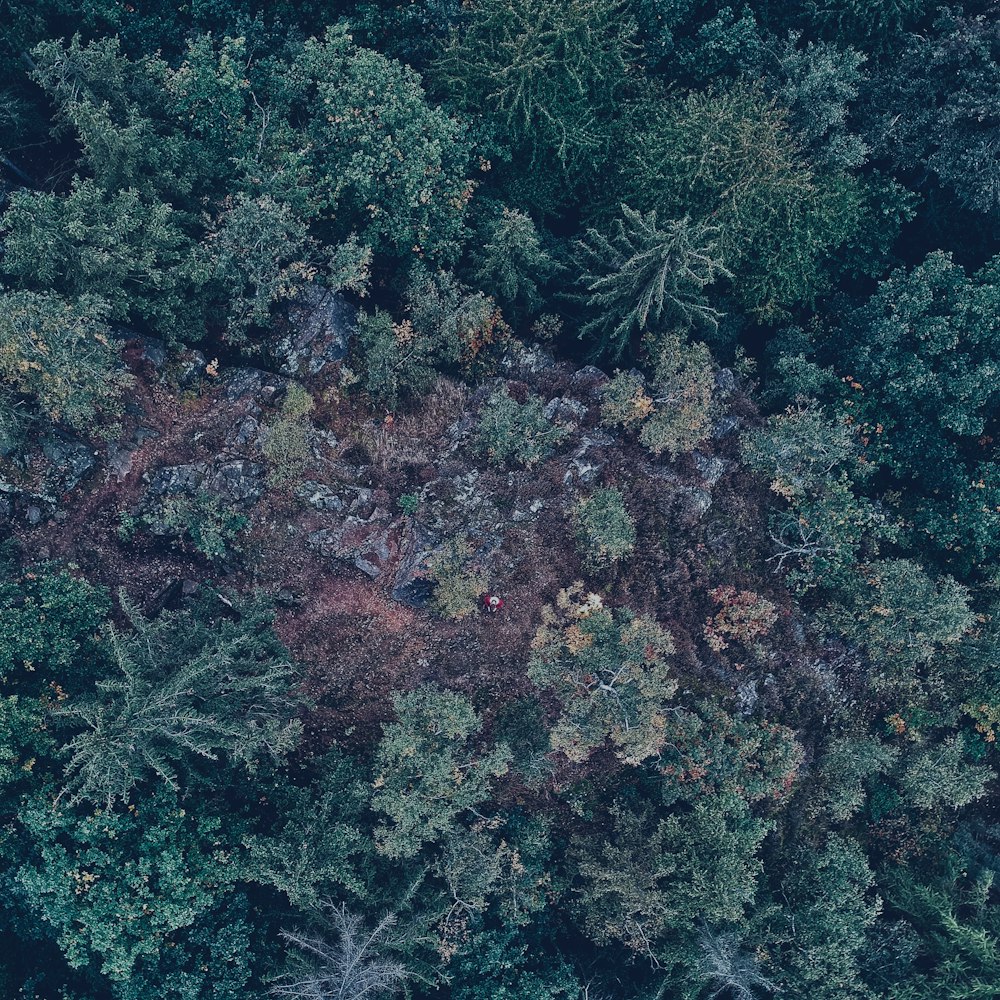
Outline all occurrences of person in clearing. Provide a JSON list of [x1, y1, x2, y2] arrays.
[[481, 592, 504, 614]]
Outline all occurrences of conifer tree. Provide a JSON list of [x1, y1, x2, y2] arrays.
[[57, 594, 301, 807]]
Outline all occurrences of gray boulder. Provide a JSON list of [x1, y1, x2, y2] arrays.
[[391, 521, 441, 607], [297, 480, 373, 515], [307, 513, 396, 579], [277, 286, 357, 376], [223, 368, 289, 405], [41, 432, 95, 493], [145, 459, 265, 506], [564, 430, 614, 486]]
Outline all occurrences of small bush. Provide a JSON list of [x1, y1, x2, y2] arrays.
[[426, 537, 489, 619], [354, 308, 436, 408], [398, 493, 420, 515], [262, 384, 314, 487], [600, 370, 654, 430], [407, 266, 510, 372], [639, 335, 716, 457], [572, 487, 636, 570], [0, 291, 132, 436], [703, 586, 779, 654], [151, 492, 248, 560], [599, 337, 715, 458], [474, 386, 568, 467]]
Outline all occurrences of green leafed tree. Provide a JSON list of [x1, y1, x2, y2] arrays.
[[816, 733, 900, 821], [1, 180, 205, 340], [371, 685, 510, 859], [286, 25, 472, 262], [771, 32, 869, 171], [822, 559, 973, 688], [573, 793, 771, 976], [743, 403, 894, 589], [467, 203, 559, 323], [0, 565, 112, 694], [12, 784, 263, 998], [766, 835, 880, 1000], [433, 0, 637, 209], [528, 582, 677, 763], [866, 9, 1000, 216], [248, 750, 372, 910], [620, 82, 862, 321], [802, 251, 1000, 572], [0, 291, 132, 435], [899, 735, 990, 812]]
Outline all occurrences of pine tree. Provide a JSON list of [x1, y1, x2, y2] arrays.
[[56, 593, 301, 807], [573, 206, 728, 360], [272, 902, 408, 1000]]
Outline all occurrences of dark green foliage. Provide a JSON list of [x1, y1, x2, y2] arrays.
[[2, 179, 206, 340], [783, 251, 1000, 571], [204, 194, 323, 340], [354, 308, 438, 408], [11, 784, 263, 999], [0, 567, 111, 694], [573, 793, 772, 975], [0, 695, 55, 799], [816, 734, 900, 821], [628, 0, 765, 83], [821, 559, 974, 684], [371, 685, 511, 859], [621, 82, 862, 320], [572, 205, 729, 360], [801, 0, 933, 56], [285, 26, 472, 262], [766, 836, 880, 999], [406, 266, 509, 374], [248, 751, 371, 911], [56, 594, 301, 807], [743, 403, 893, 589], [433, 0, 637, 209], [898, 736, 990, 812], [771, 32, 869, 170], [467, 203, 559, 323], [450, 921, 580, 1000], [865, 10, 1000, 216], [2, 29, 473, 346], [883, 844, 1000, 999], [656, 703, 803, 807]]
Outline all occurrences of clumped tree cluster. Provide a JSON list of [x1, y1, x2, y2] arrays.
[[3, 0, 1000, 998]]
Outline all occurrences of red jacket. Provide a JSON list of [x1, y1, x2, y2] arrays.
[[482, 593, 504, 613]]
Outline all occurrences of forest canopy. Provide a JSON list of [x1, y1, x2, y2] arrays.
[[1, 1, 999, 999]]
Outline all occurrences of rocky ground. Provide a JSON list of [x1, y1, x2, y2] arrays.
[[1, 290, 853, 752]]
